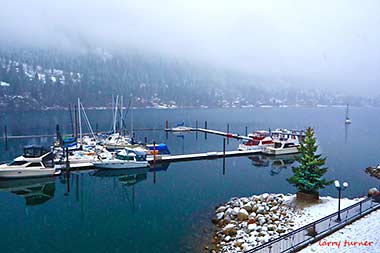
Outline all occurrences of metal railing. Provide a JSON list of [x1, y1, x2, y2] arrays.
[[246, 197, 380, 253]]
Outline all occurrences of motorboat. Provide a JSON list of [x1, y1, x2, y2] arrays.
[[239, 130, 274, 151], [170, 122, 192, 132], [0, 145, 61, 179], [54, 149, 98, 169], [53, 143, 105, 169], [263, 139, 300, 155], [93, 148, 149, 169]]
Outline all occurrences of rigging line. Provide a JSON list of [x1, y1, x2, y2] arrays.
[[80, 102, 96, 140]]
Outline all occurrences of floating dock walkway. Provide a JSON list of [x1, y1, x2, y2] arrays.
[[147, 149, 260, 163], [165, 127, 251, 140]]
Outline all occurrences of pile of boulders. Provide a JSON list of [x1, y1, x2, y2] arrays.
[[365, 166, 380, 179], [210, 193, 300, 253]]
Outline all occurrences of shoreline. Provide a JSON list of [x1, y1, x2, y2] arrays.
[[207, 193, 363, 253]]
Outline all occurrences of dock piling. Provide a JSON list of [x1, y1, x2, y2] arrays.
[[195, 120, 198, 140], [204, 121, 208, 139], [153, 141, 156, 184], [4, 125, 8, 151], [223, 138, 226, 157], [144, 137, 148, 144], [64, 147, 70, 196], [223, 138, 226, 175], [245, 126, 248, 136], [56, 124, 60, 143], [165, 120, 169, 129], [227, 123, 230, 145]]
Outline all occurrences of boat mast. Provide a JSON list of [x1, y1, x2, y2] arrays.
[[120, 95, 123, 134], [78, 98, 82, 145], [113, 95, 119, 133], [346, 104, 349, 119], [131, 97, 134, 138]]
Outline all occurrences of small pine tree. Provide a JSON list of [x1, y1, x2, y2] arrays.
[[287, 127, 332, 195]]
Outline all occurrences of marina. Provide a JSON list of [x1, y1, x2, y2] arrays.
[[0, 1, 379, 251], [0, 107, 379, 253]]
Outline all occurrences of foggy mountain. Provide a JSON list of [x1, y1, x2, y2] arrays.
[[1, 0, 379, 100], [0, 46, 376, 111]]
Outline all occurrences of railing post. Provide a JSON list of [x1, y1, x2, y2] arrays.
[[359, 201, 362, 214]]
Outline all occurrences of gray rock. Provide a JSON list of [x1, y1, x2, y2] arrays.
[[247, 224, 257, 231], [235, 239, 245, 247], [270, 206, 279, 212], [260, 193, 269, 201], [232, 207, 240, 216], [223, 224, 237, 235], [258, 217, 266, 225], [237, 209, 249, 221], [368, 188, 379, 197], [249, 212, 256, 219], [242, 203, 252, 212], [256, 206, 265, 214], [216, 212, 224, 220], [216, 206, 227, 213]]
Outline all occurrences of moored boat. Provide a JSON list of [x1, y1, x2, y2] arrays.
[[345, 104, 352, 124], [0, 145, 60, 179], [238, 130, 274, 151], [263, 139, 300, 155], [93, 148, 149, 169]]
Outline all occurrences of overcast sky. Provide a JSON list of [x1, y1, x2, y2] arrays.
[[0, 0, 379, 95]]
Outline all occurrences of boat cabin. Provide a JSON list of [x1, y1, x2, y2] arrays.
[[23, 145, 48, 158]]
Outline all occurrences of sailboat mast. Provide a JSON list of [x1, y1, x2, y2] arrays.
[[346, 104, 349, 119], [120, 95, 123, 134], [131, 98, 134, 138], [113, 95, 119, 133], [78, 98, 82, 145]]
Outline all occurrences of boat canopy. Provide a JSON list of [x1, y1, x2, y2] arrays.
[[23, 145, 48, 158]]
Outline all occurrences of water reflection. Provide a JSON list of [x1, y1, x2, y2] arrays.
[[345, 123, 350, 144], [249, 154, 300, 175], [0, 177, 55, 206]]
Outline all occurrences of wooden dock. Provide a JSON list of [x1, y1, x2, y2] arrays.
[[147, 149, 261, 163], [165, 127, 251, 140]]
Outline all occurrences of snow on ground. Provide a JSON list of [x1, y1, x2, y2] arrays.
[[283, 195, 362, 228], [301, 209, 380, 253]]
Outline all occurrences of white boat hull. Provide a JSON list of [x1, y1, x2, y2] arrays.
[[238, 144, 273, 151], [55, 162, 94, 169], [0, 167, 59, 179], [93, 161, 149, 169], [264, 147, 299, 155]]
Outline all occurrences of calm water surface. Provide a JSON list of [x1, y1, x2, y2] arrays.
[[0, 107, 379, 253]]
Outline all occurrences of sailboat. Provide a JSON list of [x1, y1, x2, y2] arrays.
[[345, 104, 352, 124]]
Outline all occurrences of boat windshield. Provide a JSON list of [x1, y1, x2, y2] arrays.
[[274, 142, 283, 149], [116, 154, 134, 161], [244, 139, 260, 145], [135, 155, 147, 161], [7, 160, 28, 166]]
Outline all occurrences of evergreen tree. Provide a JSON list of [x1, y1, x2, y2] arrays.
[[287, 127, 332, 195]]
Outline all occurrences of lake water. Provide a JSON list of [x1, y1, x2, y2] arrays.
[[0, 107, 379, 253]]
